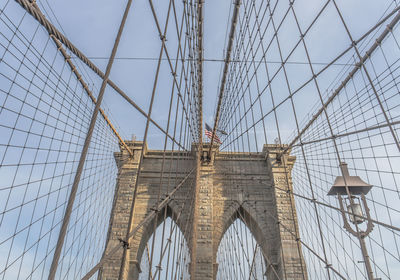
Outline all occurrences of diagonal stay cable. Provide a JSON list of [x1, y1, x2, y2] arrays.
[[221, 0, 399, 135], [333, 0, 400, 154], [271, 184, 400, 233], [147, 0, 200, 142], [47, 0, 134, 278], [141, 0, 175, 278], [50, 34, 133, 157], [147, 0, 195, 278], [283, 9, 400, 155], [117, 4, 174, 276], [220, 5, 400, 151], [14, 0, 186, 151], [292, 120, 400, 148], [234, 200, 347, 280], [80, 167, 195, 280]]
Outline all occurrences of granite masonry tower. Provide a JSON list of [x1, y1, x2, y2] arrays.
[[99, 141, 307, 280]]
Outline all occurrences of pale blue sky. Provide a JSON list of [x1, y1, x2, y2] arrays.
[[1, 0, 400, 279], [33, 0, 396, 150]]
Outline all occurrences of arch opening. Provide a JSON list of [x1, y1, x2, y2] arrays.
[[139, 216, 190, 280], [216, 218, 268, 280]]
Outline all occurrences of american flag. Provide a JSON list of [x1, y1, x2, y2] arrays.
[[205, 123, 222, 144]]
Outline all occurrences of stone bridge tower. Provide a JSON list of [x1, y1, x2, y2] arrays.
[[99, 141, 307, 280]]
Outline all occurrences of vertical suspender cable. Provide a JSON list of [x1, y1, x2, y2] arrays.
[[190, 0, 204, 277], [50, 35, 133, 157], [47, 0, 134, 278], [284, 9, 400, 155], [197, 0, 204, 145], [15, 0, 186, 151], [209, 0, 241, 154]]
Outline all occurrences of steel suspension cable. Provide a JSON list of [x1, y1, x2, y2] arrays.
[[209, 0, 241, 154], [14, 0, 188, 151], [47, 0, 134, 277]]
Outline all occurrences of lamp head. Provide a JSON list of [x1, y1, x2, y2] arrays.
[[327, 162, 372, 196]]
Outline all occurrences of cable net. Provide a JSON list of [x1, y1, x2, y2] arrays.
[[139, 217, 190, 280], [216, 219, 267, 280], [216, 0, 400, 279], [0, 1, 120, 279], [1, 0, 400, 279]]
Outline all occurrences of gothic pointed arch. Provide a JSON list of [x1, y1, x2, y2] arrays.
[[216, 217, 268, 279], [214, 203, 283, 279], [128, 202, 191, 279]]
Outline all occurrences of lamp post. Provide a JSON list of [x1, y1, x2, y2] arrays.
[[328, 162, 375, 280]]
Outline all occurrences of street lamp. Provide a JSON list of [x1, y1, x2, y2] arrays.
[[328, 162, 375, 280]]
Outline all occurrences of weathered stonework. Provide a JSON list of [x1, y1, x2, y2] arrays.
[[99, 141, 307, 280]]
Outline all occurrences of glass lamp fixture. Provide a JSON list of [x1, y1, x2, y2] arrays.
[[328, 162, 375, 280], [346, 196, 364, 224]]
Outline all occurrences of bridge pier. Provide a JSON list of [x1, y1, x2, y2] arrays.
[[190, 144, 216, 279], [99, 141, 307, 280]]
